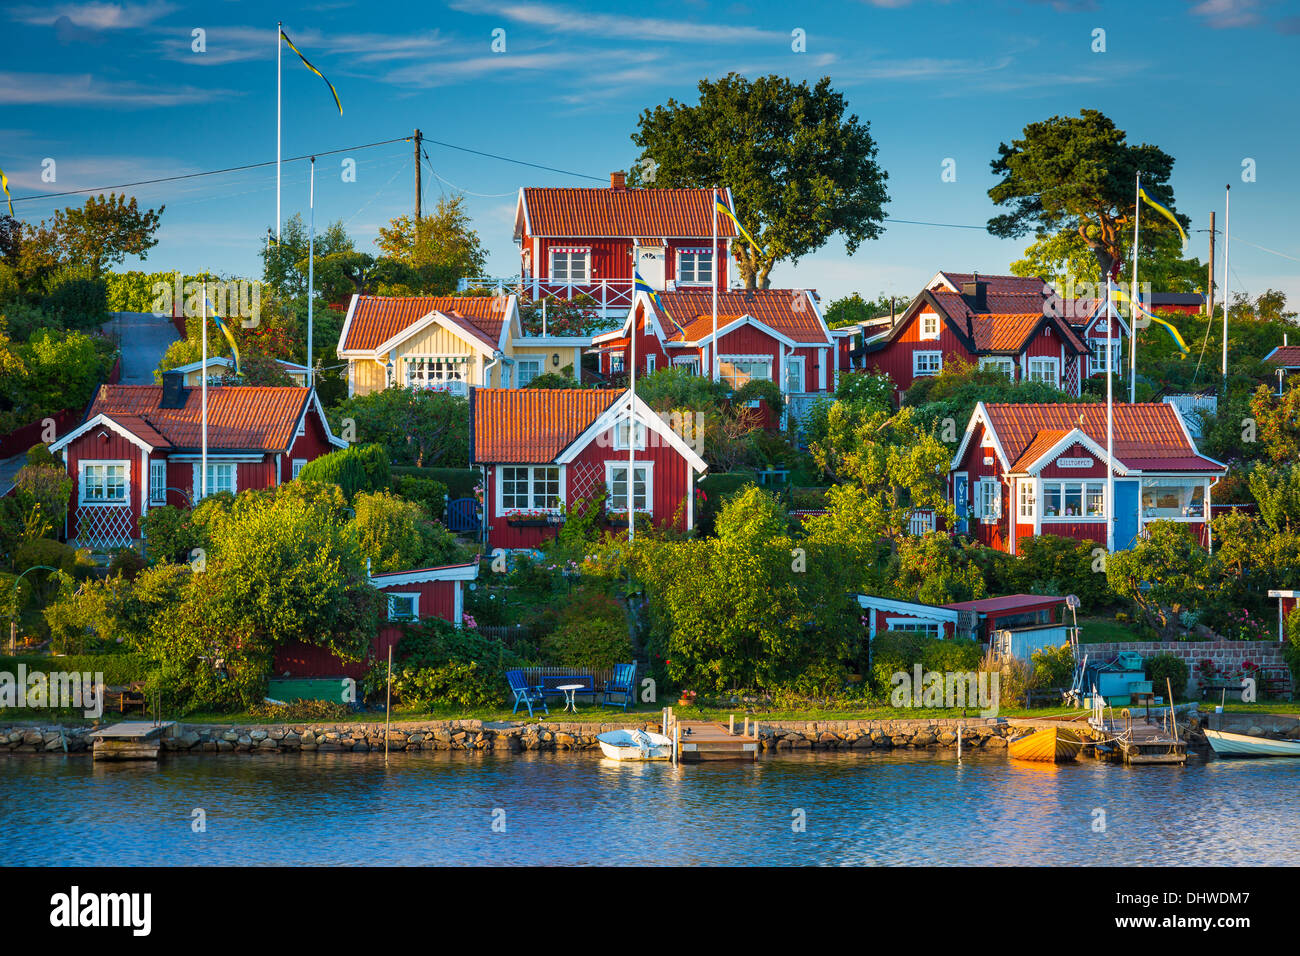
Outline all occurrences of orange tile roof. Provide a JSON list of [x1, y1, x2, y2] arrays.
[[1266, 345, 1300, 367], [342, 296, 508, 352], [983, 403, 1221, 472], [935, 272, 1049, 295], [471, 388, 622, 463], [652, 289, 830, 345], [521, 187, 737, 238], [89, 385, 311, 452], [927, 289, 1089, 354]]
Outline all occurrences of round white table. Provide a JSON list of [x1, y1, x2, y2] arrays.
[[556, 684, 584, 713]]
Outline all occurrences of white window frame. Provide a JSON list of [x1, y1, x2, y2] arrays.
[[1140, 478, 1206, 520], [1027, 356, 1060, 386], [1040, 480, 1106, 521], [496, 465, 564, 514], [610, 354, 625, 374], [405, 356, 470, 390], [387, 592, 420, 622], [79, 460, 130, 506], [784, 355, 805, 395], [718, 355, 773, 390], [550, 249, 590, 284], [919, 313, 940, 341], [613, 419, 647, 451], [645, 354, 655, 374], [975, 478, 1001, 521], [292, 458, 307, 480], [1089, 341, 1122, 376], [605, 461, 653, 514], [195, 462, 237, 500], [672, 356, 700, 375], [516, 359, 542, 387], [675, 249, 714, 286], [913, 351, 942, 378], [979, 356, 1016, 380], [149, 459, 167, 505], [886, 619, 941, 636]]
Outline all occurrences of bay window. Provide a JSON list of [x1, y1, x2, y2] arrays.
[[499, 465, 562, 512], [1141, 479, 1205, 518]]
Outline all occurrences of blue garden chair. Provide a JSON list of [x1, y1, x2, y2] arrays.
[[506, 669, 547, 718], [601, 663, 637, 711]]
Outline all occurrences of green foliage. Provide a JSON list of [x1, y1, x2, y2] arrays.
[[0, 653, 149, 686], [1030, 643, 1076, 689], [1145, 653, 1191, 696], [523, 371, 576, 389], [351, 489, 467, 572], [869, 632, 981, 696], [40, 263, 108, 326], [374, 197, 486, 294], [888, 532, 986, 605], [247, 698, 352, 722], [633, 366, 729, 412], [377, 618, 519, 709], [732, 377, 784, 417], [1248, 463, 1300, 533], [12, 463, 72, 538], [632, 73, 888, 288], [1106, 522, 1213, 634], [1013, 534, 1114, 609], [542, 617, 632, 670], [823, 292, 895, 328], [24, 193, 164, 277], [330, 387, 469, 468], [389, 466, 479, 499], [42, 575, 121, 654], [516, 293, 604, 336], [140, 505, 204, 565], [24, 444, 61, 468], [393, 475, 447, 521], [296, 443, 389, 501]]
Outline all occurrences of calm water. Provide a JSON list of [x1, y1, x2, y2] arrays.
[[2, 750, 1298, 866]]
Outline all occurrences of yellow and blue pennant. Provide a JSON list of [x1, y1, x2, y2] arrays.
[[0, 167, 13, 218], [634, 268, 684, 336], [281, 29, 342, 115], [715, 196, 763, 253], [1109, 286, 1190, 355], [1138, 187, 1187, 245]]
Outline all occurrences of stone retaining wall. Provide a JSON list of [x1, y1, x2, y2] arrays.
[[0, 716, 1055, 756], [1085, 640, 1287, 694]]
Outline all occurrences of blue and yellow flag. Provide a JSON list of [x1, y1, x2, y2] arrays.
[[1138, 187, 1187, 245], [0, 167, 13, 218], [1108, 286, 1190, 354], [207, 300, 242, 377], [715, 196, 763, 253], [281, 29, 342, 115], [634, 268, 684, 337]]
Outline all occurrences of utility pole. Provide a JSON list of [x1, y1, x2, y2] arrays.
[[414, 128, 423, 222], [1206, 210, 1215, 319]]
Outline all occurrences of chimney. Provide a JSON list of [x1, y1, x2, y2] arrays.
[[160, 371, 189, 409], [610, 171, 627, 190], [962, 277, 988, 311]]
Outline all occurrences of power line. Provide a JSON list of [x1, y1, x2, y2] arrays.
[[420, 137, 606, 183], [884, 217, 987, 230], [9, 136, 415, 205]]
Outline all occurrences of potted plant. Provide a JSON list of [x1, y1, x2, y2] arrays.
[[678, 689, 697, 707], [504, 509, 561, 528]]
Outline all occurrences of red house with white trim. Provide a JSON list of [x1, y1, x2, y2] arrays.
[[949, 401, 1226, 554], [591, 288, 835, 423], [860, 272, 1091, 400], [461, 175, 739, 321], [273, 560, 480, 680], [470, 386, 708, 551], [48, 374, 345, 552]]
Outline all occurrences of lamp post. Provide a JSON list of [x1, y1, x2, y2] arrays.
[[7, 565, 59, 654]]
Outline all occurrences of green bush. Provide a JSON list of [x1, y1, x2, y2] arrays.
[[140, 505, 204, 565], [372, 619, 520, 709], [542, 617, 632, 670], [0, 653, 150, 686], [1030, 643, 1075, 689], [869, 632, 981, 695], [393, 475, 448, 521], [41, 265, 108, 328], [247, 698, 352, 722], [732, 378, 784, 417], [389, 466, 479, 499], [297, 444, 389, 501], [1145, 653, 1191, 697]]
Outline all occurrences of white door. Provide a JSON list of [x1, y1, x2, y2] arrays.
[[635, 246, 666, 290]]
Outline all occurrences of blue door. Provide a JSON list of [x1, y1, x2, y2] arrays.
[[954, 473, 969, 534], [1113, 480, 1139, 550]]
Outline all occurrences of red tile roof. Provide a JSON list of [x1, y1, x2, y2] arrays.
[[651, 289, 831, 345], [89, 385, 312, 452], [926, 289, 1089, 354], [341, 296, 508, 352], [983, 403, 1222, 473], [1266, 345, 1300, 368], [934, 272, 1049, 295], [520, 187, 738, 239], [945, 593, 1064, 614], [471, 388, 621, 463]]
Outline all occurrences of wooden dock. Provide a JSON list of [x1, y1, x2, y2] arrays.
[[675, 721, 758, 761], [89, 721, 175, 761], [1093, 717, 1187, 765]]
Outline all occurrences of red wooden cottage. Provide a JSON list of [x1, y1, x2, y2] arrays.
[[949, 401, 1226, 555], [273, 560, 480, 680], [48, 373, 345, 551], [486, 174, 738, 320], [591, 288, 835, 424], [859, 272, 1090, 400], [470, 386, 708, 550]]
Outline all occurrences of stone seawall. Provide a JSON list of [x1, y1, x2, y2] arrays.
[[1084, 640, 1287, 695], [0, 717, 1051, 756]]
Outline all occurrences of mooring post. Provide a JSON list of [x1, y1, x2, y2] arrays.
[[958, 723, 963, 761], [729, 714, 734, 735], [743, 716, 750, 737], [672, 723, 680, 766], [384, 644, 393, 765]]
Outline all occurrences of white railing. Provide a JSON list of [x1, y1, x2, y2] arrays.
[[907, 510, 936, 536], [459, 276, 636, 315], [73, 504, 135, 551], [784, 393, 825, 428]]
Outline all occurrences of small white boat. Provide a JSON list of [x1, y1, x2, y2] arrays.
[[1205, 727, 1300, 757], [596, 729, 672, 761]]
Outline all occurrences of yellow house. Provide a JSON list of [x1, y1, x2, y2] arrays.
[[337, 294, 589, 397], [169, 355, 310, 386]]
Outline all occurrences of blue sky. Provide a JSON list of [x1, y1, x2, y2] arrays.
[[3, 0, 1299, 306]]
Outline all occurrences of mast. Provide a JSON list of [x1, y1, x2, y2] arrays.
[[201, 279, 208, 500], [307, 156, 315, 388], [1222, 185, 1231, 393], [276, 21, 282, 244], [1105, 272, 1115, 553], [711, 187, 719, 381], [1129, 172, 1140, 403]]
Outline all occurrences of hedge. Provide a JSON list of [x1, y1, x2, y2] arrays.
[[390, 466, 479, 499], [0, 653, 151, 686], [698, 472, 755, 501]]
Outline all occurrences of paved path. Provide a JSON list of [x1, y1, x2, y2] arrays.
[[106, 311, 181, 385], [0, 453, 23, 497]]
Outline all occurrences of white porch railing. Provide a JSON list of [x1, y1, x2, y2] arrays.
[[459, 276, 636, 316]]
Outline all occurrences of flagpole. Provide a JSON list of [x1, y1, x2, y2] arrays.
[[307, 156, 315, 389], [1222, 184, 1230, 393], [1129, 172, 1140, 403], [276, 21, 282, 244], [201, 280, 209, 501], [1106, 273, 1115, 553], [711, 187, 718, 381], [628, 290, 636, 543]]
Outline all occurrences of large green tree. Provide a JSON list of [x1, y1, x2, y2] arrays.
[[631, 73, 888, 288], [988, 109, 1186, 278], [375, 195, 486, 295], [21, 193, 164, 277]]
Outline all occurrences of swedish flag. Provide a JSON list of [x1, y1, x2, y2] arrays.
[[715, 196, 763, 253], [0, 167, 12, 218], [281, 29, 342, 115], [1109, 286, 1190, 354], [634, 268, 683, 336], [207, 299, 243, 376], [1138, 187, 1187, 245]]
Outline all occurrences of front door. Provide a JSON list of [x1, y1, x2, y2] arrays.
[[1113, 479, 1139, 550], [954, 473, 969, 534], [635, 246, 665, 290]]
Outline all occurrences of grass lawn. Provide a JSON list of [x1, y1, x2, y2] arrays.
[[1076, 613, 1146, 644]]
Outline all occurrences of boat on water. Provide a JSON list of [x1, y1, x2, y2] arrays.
[[1007, 727, 1083, 763], [1205, 727, 1300, 758], [596, 729, 673, 761]]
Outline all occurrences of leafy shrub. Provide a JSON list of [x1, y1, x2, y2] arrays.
[[297, 444, 389, 501], [140, 505, 204, 565], [247, 698, 352, 722], [107, 548, 147, 580], [1145, 653, 1191, 697], [1013, 534, 1112, 609], [0, 653, 149, 686], [373, 618, 520, 710], [523, 371, 574, 389], [24, 444, 62, 468], [1030, 643, 1075, 689], [731, 378, 784, 417], [542, 618, 632, 670], [393, 475, 447, 521], [389, 466, 479, 499], [870, 632, 981, 694]]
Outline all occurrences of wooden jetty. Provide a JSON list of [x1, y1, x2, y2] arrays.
[[1093, 715, 1187, 766], [663, 709, 759, 761], [88, 721, 175, 761]]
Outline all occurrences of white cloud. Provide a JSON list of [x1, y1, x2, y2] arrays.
[[0, 71, 235, 107], [449, 0, 788, 43], [9, 1, 177, 29], [1187, 0, 1264, 29]]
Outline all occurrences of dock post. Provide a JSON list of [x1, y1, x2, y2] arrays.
[[729, 714, 734, 735], [662, 707, 668, 737], [957, 724, 963, 761], [743, 716, 749, 737], [672, 723, 679, 766]]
